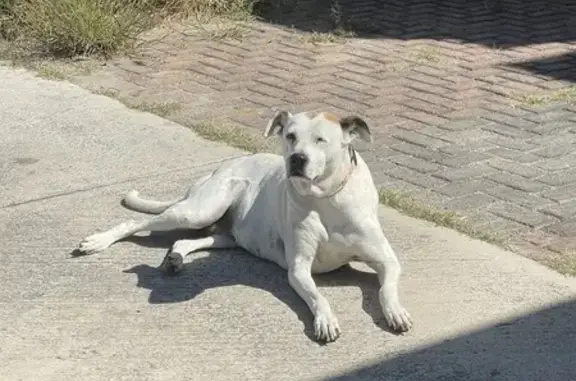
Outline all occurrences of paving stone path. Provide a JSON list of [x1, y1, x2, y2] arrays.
[[70, 0, 576, 261]]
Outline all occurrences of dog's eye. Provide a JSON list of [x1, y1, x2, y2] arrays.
[[315, 137, 327, 144], [286, 133, 296, 142]]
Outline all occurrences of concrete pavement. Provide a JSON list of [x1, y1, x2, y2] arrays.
[[1, 66, 576, 381]]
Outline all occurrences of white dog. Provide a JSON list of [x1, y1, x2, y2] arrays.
[[78, 111, 413, 342]]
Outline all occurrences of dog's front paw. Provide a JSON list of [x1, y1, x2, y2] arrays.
[[314, 313, 341, 342], [78, 233, 114, 254], [383, 302, 412, 333], [161, 251, 184, 274]]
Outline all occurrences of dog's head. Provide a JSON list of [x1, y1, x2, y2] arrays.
[[264, 110, 372, 188]]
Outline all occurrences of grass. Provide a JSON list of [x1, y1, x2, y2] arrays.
[[378, 189, 504, 246], [0, 0, 254, 58], [516, 87, 576, 108], [35, 62, 66, 80], [300, 28, 356, 45], [130, 100, 182, 117], [193, 120, 277, 153], [413, 47, 440, 63], [547, 253, 576, 277]]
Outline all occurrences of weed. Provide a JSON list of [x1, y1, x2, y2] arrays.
[[546, 253, 576, 277], [516, 87, 576, 108], [378, 189, 504, 246], [193, 120, 277, 153], [35, 62, 66, 80], [1, 0, 255, 57], [300, 28, 355, 45], [131, 100, 182, 117], [414, 47, 440, 63]]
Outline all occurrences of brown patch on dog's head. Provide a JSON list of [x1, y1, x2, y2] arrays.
[[319, 112, 340, 123]]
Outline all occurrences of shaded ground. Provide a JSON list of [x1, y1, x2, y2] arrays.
[[35, 0, 576, 264], [322, 299, 576, 381]]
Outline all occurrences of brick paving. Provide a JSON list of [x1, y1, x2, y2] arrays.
[[69, 0, 576, 260]]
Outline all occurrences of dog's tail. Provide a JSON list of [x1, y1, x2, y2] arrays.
[[122, 190, 181, 214]]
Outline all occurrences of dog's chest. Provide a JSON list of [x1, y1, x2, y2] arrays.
[[312, 228, 359, 274]]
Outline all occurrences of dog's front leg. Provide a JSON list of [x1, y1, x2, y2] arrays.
[[357, 222, 413, 333], [285, 232, 340, 342]]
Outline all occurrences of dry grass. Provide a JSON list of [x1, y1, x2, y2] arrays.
[[130, 100, 182, 117], [4, 0, 152, 57], [300, 28, 356, 45], [516, 87, 576, 108], [546, 253, 576, 277], [0, 0, 254, 58], [378, 188, 505, 246], [413, 47, 440, 63], [193, 120, 278, 153]]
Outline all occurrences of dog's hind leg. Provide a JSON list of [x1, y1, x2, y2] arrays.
[[161, 234, 238, 273], [78, 177, 246, 255]]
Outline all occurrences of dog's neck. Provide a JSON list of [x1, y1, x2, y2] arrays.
[[295, 146, 357, 199]]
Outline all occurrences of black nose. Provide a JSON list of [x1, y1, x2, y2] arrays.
[[289, 153, 308, 175]]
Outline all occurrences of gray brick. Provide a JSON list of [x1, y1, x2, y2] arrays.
[[482, 122, 534, 138], [546, 236, 576, 252], [392, 130, 449, 149], [545, 221, 576, 237], [488, 203, 558, 228], [486, 148, 541, 163], [484, 186, 552, 209], [536, 168, 576, 186], [390, 142, 446, 162], [438, 152, 492, 168], [444, 193, 499, 211], [436, 179, 498, 197], [382, 163, 448, 189], [433, 163, 496, 181], [416, 125, 452, 141], [487, 172, 550, 193], [469, 210, 530, 236], [533, 157, 574, 171], [541, 183, 576, 202], [486, 136, 538, 151], [525, 109, 576, 124], [439, 118, 482, 131], [540, 200, 576, 220], [527, 121, 574, 135], [401, 111, 449, 127], [487, 159, 545, 179], [389, 155, 443, 173], [531, 143, 576, 159], [482, 114, 538, 130]]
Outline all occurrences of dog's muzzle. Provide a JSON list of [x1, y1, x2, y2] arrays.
[[289, 153, 308, 177]]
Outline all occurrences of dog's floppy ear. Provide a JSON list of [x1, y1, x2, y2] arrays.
[[340, 115, 372, 144], [264, 110, 291, 138]]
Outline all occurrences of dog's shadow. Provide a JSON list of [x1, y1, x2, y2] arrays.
[[120, 231, 400, 343]]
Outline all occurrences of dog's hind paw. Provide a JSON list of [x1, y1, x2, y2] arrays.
[[161, 251, 184, 274], [314, 313, 341, 343], [383, 303, 413, 333], [78, 233, 114, 254]]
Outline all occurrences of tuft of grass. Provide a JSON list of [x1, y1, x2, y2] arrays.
[[378, 188, 504, 246], [516, 87, 576, 108], [300, 28, 356, 45], [193, 120, 277, 153], [413, 47, 440, 63], [131, 100, 182, 117], [7, 0, 153, 57], [545, 253, 576, 277], [188, 15, 252, 41], [1, 0, 255, 58], [35, 62, 67, 80]]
